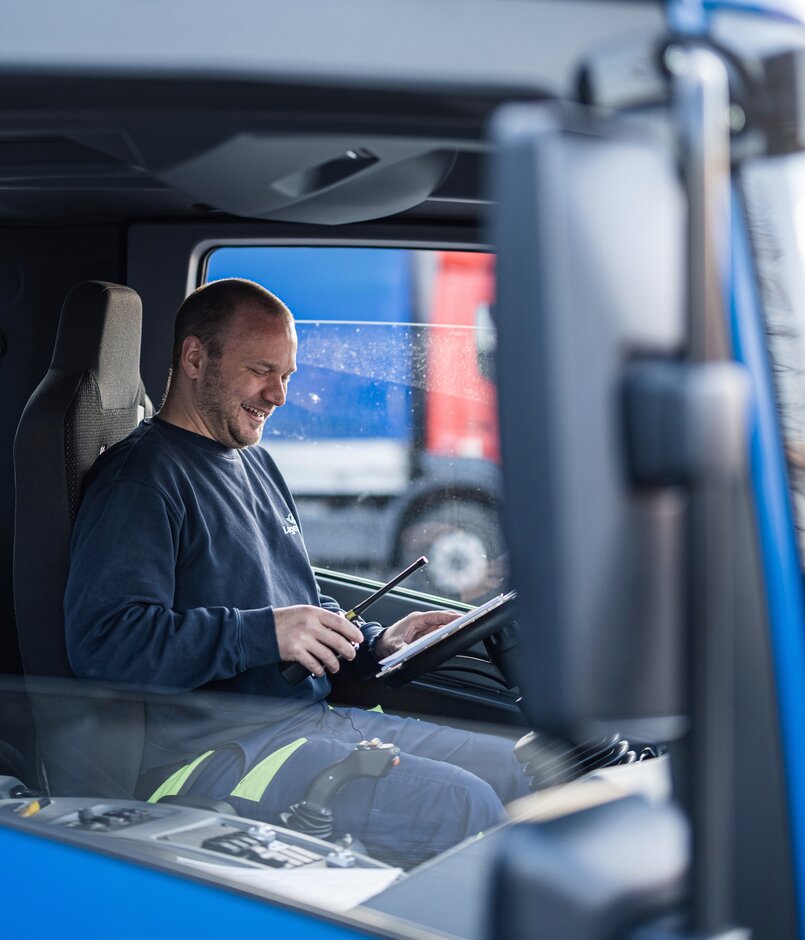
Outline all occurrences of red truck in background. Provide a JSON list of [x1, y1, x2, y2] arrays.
[[206, 246, 505, 603], [425, 252, 500, 465]]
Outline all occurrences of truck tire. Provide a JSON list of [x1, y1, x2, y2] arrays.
[[397, 500, 506, 604]]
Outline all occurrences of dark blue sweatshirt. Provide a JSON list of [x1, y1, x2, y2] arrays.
[[64, 417, 382, 770]]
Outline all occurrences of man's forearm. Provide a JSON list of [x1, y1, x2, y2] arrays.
[[66, 602, 280, 691]]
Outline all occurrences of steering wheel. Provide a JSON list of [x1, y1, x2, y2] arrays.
[[378, 593, 518, 688]]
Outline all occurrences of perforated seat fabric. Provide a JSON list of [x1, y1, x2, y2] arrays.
[[13, 281, 152, 796], [64, 375, 149, 524]]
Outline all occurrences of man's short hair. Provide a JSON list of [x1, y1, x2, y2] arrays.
[[171, 278, 293, 373]]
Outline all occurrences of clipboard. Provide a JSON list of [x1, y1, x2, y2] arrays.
[[376, 589, 517, 678]]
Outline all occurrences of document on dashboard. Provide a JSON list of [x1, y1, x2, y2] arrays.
[[376, 589, 517, 676]]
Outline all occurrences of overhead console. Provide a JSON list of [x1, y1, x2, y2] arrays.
[[152, 134, 458, 224]]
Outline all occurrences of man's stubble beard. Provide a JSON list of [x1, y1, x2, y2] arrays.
[[197, 355, 254, 449]]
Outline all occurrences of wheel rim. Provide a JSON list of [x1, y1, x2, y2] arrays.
[[427, 529, 488, 594]]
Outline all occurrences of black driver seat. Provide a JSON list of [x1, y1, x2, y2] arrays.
[[13, 281, 152, 796]]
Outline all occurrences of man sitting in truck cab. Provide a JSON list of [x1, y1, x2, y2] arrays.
[[64, 277, 530, 866]]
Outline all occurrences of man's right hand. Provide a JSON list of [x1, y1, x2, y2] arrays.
[[273, 605, 364, 677]]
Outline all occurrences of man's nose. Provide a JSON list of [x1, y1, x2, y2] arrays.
[[262, 377, 286, 407]]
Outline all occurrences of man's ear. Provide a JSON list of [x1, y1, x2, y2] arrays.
[[180, 335, 205, 379]]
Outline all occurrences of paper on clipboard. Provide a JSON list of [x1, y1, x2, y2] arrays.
[[376, 589, 516, 676]]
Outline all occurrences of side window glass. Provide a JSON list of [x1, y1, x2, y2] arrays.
[[743, 157, 805, 563], [205, 247, 506, 603]]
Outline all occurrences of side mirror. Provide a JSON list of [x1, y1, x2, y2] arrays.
[[490, 102, 687, 744]]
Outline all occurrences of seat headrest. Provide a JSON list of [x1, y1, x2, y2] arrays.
[[50, 281, 143, 410]]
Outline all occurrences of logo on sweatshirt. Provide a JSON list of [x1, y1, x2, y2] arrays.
[[282, 512, 300, 536]]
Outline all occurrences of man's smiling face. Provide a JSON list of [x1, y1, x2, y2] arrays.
[[195, 303, 297, 449]]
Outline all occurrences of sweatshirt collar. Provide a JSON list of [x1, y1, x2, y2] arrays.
[[150, 416, 239, 459]]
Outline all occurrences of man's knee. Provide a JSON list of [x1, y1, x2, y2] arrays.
[[448, 765, 508, 840]]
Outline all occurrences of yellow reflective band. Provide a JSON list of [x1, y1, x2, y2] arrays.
[[17, 800, 44, 817], [367, 704, 383, 713], [147, 750, 215, 804], [230, 737, 308, 803]]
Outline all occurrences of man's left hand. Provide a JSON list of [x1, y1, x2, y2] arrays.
[[374, 610, 461, 660]]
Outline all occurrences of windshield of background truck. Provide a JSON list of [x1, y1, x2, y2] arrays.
[[205, 247, 506, 604]]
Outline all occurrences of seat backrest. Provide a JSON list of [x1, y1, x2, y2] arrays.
[[13, 281, 152, 795]]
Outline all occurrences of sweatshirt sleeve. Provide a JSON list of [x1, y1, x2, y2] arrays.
[[65, 479, 279, 691]]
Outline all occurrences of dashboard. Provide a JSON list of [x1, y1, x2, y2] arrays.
[[0, 757, 672, 938], [0, 789, 399, 914]]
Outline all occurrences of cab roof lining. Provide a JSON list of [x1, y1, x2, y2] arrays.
[[0, 0, 666, 225], [3, 1, 664, 94]]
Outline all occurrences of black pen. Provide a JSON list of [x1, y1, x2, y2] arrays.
[[281, 556, 429, 685]]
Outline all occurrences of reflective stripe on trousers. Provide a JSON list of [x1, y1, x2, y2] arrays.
[[147, 737, 308, 804]]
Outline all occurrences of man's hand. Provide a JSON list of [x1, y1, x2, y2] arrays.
[[374, 610, 461, 660], [274, 605, 364, 677]]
